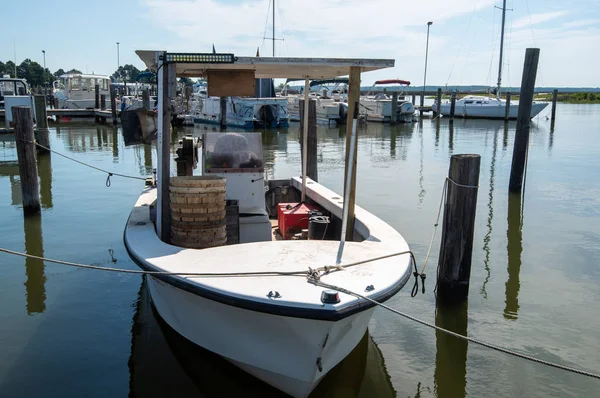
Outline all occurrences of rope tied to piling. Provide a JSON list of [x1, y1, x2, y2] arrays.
[[312, 279, 600, 381]]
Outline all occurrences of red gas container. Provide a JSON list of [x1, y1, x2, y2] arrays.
[[277, 203, 320, 239]]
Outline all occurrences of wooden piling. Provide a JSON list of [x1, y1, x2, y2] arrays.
[[437, 154, 481, 302], [299, 99, 318, 182], [100, 94, 106, 110], [504, 92, 511, 121], [219, 97, 227, 129], [14, 106, 41, 215], [95, 84, 100, 123], [157, 60, 175, 243], [449, 91, 457, 121], [509, 48, 540, 193], [390, 92, 398, 124], [411, 94, 416, 105], [343, 66, 361, 241], [434, 88, 442, 117], [33, 95, 50, 154], [110, 85, 118, 125], [142, 89, 150, 110], [550, 89, 558, 130]]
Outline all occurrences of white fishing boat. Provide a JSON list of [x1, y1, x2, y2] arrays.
[[0, 76, 31, 109], [285, 78, 349, 125], [193, 96, 290, 129], [124, 51, 413, 398], [361, 79, 416, 123], [432, 0, 548, 119], [52, 73, 112, 109]]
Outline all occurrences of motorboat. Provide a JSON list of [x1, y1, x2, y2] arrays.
[[124, 52, 411, 398], [284, 78, 349, 125], [0, 76, 31, 109], [193, 96, 290, 129], [52, 73, 112, 109], [361, 80, 416, 123], [432, 0, 548, 119]]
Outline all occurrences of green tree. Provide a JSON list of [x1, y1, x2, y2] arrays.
[[112, 64, 141, 83], [1, 61, 16, 78], [17, 59, 46, 87], [179, 77, 194, 86], [54, 68, 66, 78], [66, 68, 82, 74]]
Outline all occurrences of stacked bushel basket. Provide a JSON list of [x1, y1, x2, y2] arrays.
[[169, 176, 227, 248]]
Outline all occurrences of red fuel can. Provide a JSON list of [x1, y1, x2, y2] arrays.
[[277, 203, 320, 239]]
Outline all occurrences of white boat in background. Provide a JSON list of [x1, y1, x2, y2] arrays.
[[433, 95, 548, 119], [285, 78, 349, 125], [125, 52, 411, 398], [361, 79, 416, 123], [432, 0, 548, 119], [193, 96, 289, 129], [52, 73, 112, 109], [0, 76, 31, 109]]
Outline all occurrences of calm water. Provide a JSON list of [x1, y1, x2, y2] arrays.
[[1, 104, 599, 397]]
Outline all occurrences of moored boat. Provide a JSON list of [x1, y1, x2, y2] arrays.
[[125, 52, 411, 398], [52, 73, 112, 109], [361, 80, 416, 123]]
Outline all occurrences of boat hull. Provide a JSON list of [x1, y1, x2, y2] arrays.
[[433, 100, 548, 119], [147, 275, 375, 398]]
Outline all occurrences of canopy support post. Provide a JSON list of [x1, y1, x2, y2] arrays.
[[301, 77, 310, 202], [157, 53, 175, 243], [337, 66, 361, 263]]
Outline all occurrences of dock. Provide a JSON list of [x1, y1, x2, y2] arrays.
[[0, 108, 116, 120]]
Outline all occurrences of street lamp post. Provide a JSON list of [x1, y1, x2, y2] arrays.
[[421, 21, 433, 108], [116, 42, 121, 94], [42, 50, 46, 94]]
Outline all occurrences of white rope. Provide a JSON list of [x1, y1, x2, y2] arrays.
[[312, 279, 600, 381]]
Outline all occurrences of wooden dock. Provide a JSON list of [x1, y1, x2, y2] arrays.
[[0, 108, 116, 120]]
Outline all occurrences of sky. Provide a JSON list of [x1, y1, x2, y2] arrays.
[[1, 0, 599, 87]]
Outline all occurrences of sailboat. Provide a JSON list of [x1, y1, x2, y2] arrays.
[[432, 0, 548, 119]]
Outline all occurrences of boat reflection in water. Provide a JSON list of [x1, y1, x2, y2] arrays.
[[129, 277, 396, 398]]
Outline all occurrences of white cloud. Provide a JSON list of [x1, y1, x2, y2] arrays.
[[511, 11, 568, 30], [562, 19, 599, 29]]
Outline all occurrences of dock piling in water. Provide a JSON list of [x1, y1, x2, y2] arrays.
[[437, 154, 481, 302], [110, 85, 117, 125], [550, 89, 558, 130], [14, 106, 41, 215], [142, 89, 150, 110], [504, 92, 511, 121], [449, 92, 457, 121], [100, 94, 106, 111], [95, 84, 100, 123], [299, 99, 318, 182], [434, 88, 442, 118], [391, 92, 398, 124], [219, 97, 227, 129], [509, 48, 540, 193], [33, 95, 50, 154]]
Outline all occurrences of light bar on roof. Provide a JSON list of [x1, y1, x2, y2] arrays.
[[164, 53, 235, 64]]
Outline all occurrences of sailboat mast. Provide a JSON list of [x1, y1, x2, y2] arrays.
[[272, 0, 275, 56], [496, 0, 507, 96]]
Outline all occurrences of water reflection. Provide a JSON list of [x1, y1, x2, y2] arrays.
[[481, 128, 498, 299], [23, 214, 46, 314], [129, 277, 395, 398], [504, 192, 523, 320], [38, 154, 53, 209], [434, 301, 468, 398], [448, 122, 454, 153]]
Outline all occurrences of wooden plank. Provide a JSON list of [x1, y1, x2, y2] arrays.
[[299, 99, 318, 182], [33, 95, 50, 153], [207, 70, 255, 97]]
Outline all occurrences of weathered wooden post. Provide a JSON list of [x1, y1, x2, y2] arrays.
[[434, 88, 442, 117], [110, 85, 118, 125], [299, 99, 318, 182], [550, 89, 558, 130], [449, 91, 457, 121], [37, 153, 53, 209], [33, 95, 50, 153], [509, 48, 540, 193], [390, 92, 398, 124], [142, 89, 150, 110], [504, 92, 511, 121], [14, 106, 41, 215], [343, 66, 361, 240], [436, 154, 481, 302], [100, 94, 106, 110], [411, 94, 416, 105], [219, 97, 227, 129], [95, 84, 100, 123]]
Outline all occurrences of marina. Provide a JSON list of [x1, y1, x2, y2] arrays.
[[1, 0, 600, 396], [1, 104, 599, 396]]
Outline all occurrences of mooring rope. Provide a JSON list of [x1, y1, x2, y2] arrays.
[[310, 279, 600, 381], [23, 139, 147, 186]]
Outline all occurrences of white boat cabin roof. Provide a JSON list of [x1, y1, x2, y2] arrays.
[[58, 73, 111, 80], [136, 50, 394, 78]]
